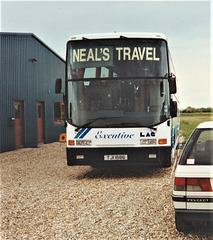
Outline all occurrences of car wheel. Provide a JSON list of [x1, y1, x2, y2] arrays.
[[175, 213, 188, 233]]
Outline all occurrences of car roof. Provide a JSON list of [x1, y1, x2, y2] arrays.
[[69, 32, 167, 41], [197, 121, 213, 129]]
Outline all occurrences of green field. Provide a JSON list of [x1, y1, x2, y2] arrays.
[[180, 112, 213, 142]]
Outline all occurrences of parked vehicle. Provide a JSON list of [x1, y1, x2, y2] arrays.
[[172, 121, 213, 232], [55, 32, 179, 168]]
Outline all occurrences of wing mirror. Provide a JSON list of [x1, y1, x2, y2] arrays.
[[169, 75, 177, 94], [160, 81, 164, 97], [171, 100, 177, 118]]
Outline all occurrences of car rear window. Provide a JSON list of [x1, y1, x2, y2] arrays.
[[179, 128, 213, 165]]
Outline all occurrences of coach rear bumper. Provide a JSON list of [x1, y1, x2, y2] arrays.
[[66, 146, 171, 167]]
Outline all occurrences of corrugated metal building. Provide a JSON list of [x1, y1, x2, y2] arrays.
[[0, 32, 65, 152]]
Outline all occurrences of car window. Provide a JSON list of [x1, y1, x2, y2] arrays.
[[181, 129, 213, 165]]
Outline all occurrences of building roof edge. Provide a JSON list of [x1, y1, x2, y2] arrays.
[[0, 32, 65, 63]]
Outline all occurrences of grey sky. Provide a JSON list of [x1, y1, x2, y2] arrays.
[[1, 0, 211, 109]]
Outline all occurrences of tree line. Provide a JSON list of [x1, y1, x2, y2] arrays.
[[181, 107, 213, 113]]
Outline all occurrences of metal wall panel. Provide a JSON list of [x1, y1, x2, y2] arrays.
[[0, 33, 65, 152]]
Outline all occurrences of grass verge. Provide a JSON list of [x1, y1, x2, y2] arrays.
[[180, 113, 213, 142]]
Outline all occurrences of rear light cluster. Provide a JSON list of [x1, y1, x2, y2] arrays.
[[174, 177, 213, 192]]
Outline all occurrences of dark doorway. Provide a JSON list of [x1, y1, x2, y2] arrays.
[[37, 102, 44, 143]]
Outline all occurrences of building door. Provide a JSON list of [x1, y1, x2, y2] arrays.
[[37, 102, 44, 143], [15, 101, 24, 148]]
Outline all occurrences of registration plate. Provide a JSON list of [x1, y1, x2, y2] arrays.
[[104, 154, 128, 161]]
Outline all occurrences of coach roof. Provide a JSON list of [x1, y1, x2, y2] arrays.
[[69, 32, 167, 41]]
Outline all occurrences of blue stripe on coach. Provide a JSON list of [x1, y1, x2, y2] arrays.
[[79, 128, 92, 139], [74, 128, 86, 139]]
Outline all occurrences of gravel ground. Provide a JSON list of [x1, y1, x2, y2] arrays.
[[0, 142, 212, 239]]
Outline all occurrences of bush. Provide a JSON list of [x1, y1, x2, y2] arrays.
[[181, 107, 213, 113]]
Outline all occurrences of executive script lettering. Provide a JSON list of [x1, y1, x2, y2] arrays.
[[95, 131, 134, 139]]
